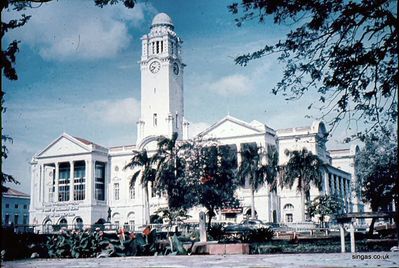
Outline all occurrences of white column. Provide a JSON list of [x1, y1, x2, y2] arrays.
[[69, 161, 74, 201], [323, 172, 329, 195], [236, 143, 242, 166], [54, 163, 59, 202], [86, 160, 93, 204], [30, 164, 36, 209], [42, 164, 47, 203], [335, 175, 339, 197], [348, 180, 352, 212], [339, 224, 346, 253], [92, 160, 96, 203], [39, 164, 43, 202], [85, 160, 89, 202], [340, 177, 345, 211], [350, 221, 356, 253], [333, 175, 336, 195]]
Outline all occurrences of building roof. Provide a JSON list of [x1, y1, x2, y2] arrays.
[[34, 133, 108, 159], [3, 188, 30, 198], [74, 137, 92, 145], [329, 144, 359, 158], [276, 120, 328, 139], [152, 13, 174, 27], [74, 136, 106, 149], [198, 115, 275, 138]]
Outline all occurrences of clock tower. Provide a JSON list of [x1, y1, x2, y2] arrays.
[[137, 13, 185, 144]]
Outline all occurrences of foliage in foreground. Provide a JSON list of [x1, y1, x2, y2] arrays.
[[355, 132, 398, 236], [306, 194, 342, 227], [1, 228, 189, 260], [229, 0, 398, 140]]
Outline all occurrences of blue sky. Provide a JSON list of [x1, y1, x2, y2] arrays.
[[3, 0, 355, 194]]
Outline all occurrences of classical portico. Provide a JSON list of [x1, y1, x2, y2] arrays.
[[29, 133, 109, 231]]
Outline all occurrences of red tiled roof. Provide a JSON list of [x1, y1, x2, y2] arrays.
[[3, 188, 30, 198], [74, 136, 106, 149], [74, 137, 93, 145]]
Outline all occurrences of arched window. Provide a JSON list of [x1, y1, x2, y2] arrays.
[[114, 183, 120, 201], [112, 213, 120, 228], [283, 203, 294, 210], [129, 185, 135, 199], [127, 212, 135, 231]]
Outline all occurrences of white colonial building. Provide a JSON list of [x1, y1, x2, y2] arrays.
[[29, 13, 360, 232]]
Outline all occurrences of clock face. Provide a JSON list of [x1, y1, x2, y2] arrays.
[[173, 62, 179, 75], [149, 61, 161, 73]]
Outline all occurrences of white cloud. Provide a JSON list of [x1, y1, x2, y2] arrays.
[[38, 18, 130, 60], [208, 74, 253, 96], [3, 1, 155, 61], [189, 122, 211, 138], [87, 97, 140, 124]]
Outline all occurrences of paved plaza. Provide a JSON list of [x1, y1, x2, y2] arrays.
[[3, 252, 399, 268]]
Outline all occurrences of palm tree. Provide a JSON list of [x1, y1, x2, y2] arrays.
[[124, 149, 156, 225], [238, 144, 279, 219], [281, 148, 324, 222], [152, 133, 179, 206], [152, 132, 196, 212], [265, 145, 279, 191]]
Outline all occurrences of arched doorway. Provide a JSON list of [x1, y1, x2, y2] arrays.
[[245, 209, 258, 219], [43, 219, 53, 233], [59, 218, 68, 229], [73, 217, 83, 230]]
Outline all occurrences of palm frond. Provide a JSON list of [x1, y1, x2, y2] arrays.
[[130, 170, 141, 189]]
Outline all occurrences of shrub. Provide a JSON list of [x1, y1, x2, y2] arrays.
[[40, 228, 189, 258], [208, 224, 225, 241], [244, 227, 274, 243]]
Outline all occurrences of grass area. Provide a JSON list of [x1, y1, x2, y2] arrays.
[[250, 238, 398, 254]]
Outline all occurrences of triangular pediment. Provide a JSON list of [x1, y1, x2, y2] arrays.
[[37, 133, 91, 158], [198, 115, 264, 139]]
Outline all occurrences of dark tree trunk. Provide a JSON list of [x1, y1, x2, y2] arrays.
[[207, 207, 214, 231], [368, 217, 376, 238]]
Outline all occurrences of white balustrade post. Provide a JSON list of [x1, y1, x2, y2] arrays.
[[339, 223, 345, 253]]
